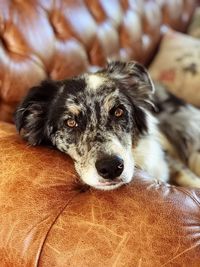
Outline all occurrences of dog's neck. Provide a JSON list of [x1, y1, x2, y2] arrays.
[[132, 112, 169, 182]]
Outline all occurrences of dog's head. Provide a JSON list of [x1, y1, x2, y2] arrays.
[[15, 61, 154, 190]]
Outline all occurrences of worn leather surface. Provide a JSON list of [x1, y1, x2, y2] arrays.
[[1, 122, 200, 266], [0, 122, 78, 266], [0, 0, 196, 122]]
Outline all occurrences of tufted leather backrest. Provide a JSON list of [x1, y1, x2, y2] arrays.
[[0, 0, 196, 122]]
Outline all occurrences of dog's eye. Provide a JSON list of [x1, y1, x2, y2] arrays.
[[65, 118, 78, 128], [114, 107, 124, 118]]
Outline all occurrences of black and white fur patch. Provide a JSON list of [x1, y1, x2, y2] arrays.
[[15, 61, 200, 190]]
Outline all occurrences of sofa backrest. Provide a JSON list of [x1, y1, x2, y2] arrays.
[[0, 0, 196, 122]]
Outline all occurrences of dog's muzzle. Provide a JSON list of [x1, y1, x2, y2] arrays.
[[95, 155, 124, 180]]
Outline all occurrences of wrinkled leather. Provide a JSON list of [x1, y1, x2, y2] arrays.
[[0, 122, 200, 266], [0, 0, 196, 122]]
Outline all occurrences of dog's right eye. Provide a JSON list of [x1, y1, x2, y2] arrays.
[[64, 118, 78, 128]]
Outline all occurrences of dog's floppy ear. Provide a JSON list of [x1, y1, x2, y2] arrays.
[[105, 60, 155, 109], [15, 80, 59, 145]]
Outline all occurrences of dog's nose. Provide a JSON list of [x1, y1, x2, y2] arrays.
[[95, 156, 124, 180]]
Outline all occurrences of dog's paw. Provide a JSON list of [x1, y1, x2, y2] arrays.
[[167, 154, 200, 188], [173, 166, 200, 188], [189, 151, 200, 177]]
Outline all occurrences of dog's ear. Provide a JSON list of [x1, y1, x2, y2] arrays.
[[15, 80, 59, 145], [105, 61, 155, 109]]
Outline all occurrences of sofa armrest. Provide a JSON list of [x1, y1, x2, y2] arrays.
[[1, 122, 200, 266]]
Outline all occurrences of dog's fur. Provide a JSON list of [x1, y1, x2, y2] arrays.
[[15, 61, 200, 190]]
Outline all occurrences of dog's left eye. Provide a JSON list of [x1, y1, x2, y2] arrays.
[[114, 107, 124, 118]]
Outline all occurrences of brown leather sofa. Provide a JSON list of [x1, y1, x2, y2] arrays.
[[1, 1, 200, 266]]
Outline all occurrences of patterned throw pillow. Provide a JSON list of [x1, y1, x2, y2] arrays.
[[149, 30, 200, 106], [187, 7, 200, 38]]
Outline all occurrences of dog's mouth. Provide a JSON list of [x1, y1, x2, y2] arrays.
[[94, 178, 124, 190], [97, 181, 120, 186]]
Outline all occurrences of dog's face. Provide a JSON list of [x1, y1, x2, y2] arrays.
[[15, 61, 154, 190]]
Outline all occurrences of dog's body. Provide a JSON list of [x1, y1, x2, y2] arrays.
[[15, 61, 200, 190]]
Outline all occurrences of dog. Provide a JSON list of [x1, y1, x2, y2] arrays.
[[15, 61, 200, 190]]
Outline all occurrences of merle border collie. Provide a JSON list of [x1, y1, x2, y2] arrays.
[[15, 61, 200, 190]]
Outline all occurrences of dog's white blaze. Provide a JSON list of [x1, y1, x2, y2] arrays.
[[87, 74, 105, 91]]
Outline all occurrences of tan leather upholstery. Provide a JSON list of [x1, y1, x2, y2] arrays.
[[1, 1, 200, 266], [1, 122, 200, 266], [0, 0, 196, 122]]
